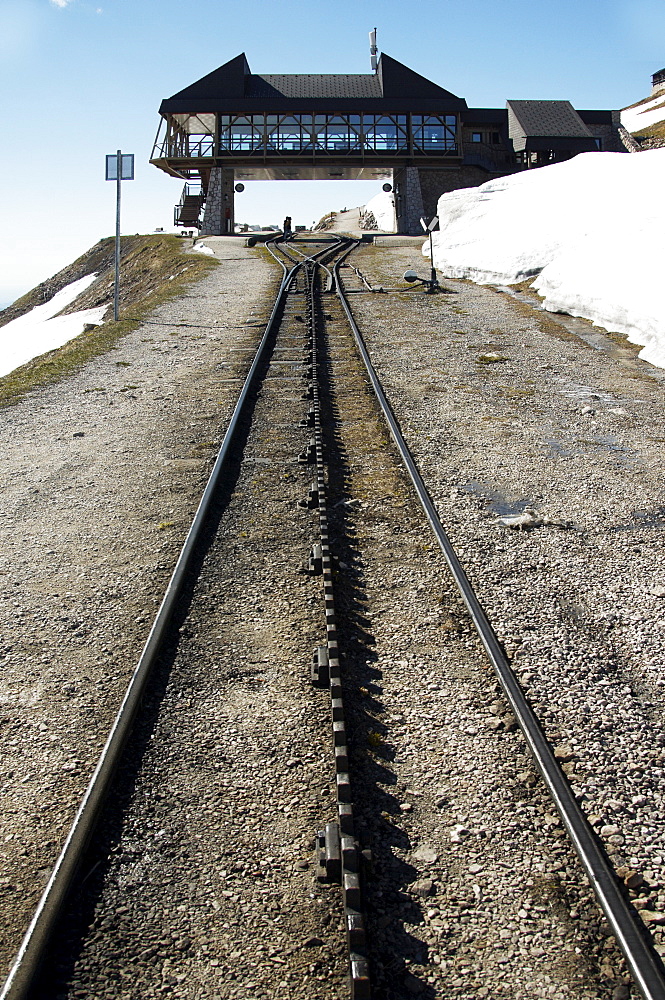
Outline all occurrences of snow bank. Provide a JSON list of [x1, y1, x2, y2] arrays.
[[427, 148, 665, 368], [363, 190, 395, 231], [0, 274, 107, 379]]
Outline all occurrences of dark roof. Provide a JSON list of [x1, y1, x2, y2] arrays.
[[246, 74, 383, 100], [159, 52, 467, 115], [507, 100, 593, 137]]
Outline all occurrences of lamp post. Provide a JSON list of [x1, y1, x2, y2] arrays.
[[105, 150, 135, 321]]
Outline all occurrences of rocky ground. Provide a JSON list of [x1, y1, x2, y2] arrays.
[[342, 237, 665, 997], [0, 236, 276, 981], [1, 232, 664, 999]]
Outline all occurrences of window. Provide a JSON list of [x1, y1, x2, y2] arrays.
[[362, 114, 408, 151], [471, 132, 482, 143], [412, 115, 458, 153], [492, 132, 500, 144]]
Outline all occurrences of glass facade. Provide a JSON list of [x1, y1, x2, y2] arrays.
[[411, 115, 458, 152], [209, 113, 457, 156]]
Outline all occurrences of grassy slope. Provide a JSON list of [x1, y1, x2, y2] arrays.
[[632, 119, 665, 143], [0, 235, 217, 408], [621, 90, 665, 146]]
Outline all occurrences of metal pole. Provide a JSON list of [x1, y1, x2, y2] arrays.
[[429, 229, 437, 291], [114, 149, 121, 322]]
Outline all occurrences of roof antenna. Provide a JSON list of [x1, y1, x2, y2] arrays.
[[369, 28, 378, 72]]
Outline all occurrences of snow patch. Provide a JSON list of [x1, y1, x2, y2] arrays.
[[363, 190, 395, 232], [193, 243, 215, 256], [0, 274, 107, 379], [621, 95, 665, 133], [427, 149, 665, 369]]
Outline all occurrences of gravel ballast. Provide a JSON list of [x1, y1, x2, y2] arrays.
[[2, 233, 663, 999], [0, 237, 276, 979]]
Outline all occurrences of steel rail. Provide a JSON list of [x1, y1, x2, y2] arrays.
[[0, 239, 305, 1000], [277, 237, 337, 283], [270, 234, 348, 284], [333, 252, 665, 1000]]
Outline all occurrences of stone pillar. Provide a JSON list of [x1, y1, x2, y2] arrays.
[[393, 166, 425, 235], [201, 167, 235, 235]]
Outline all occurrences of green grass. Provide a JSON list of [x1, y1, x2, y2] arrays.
[[632, 119, 665, 143], [0, 235, 218, 409]]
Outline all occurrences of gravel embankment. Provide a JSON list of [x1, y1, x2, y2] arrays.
[[341, 238, 665, 996], [0, 237, 276, 978]]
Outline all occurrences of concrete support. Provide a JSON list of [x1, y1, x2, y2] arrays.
[[200, 167, 235, 235], [393, 166, 425, 235]]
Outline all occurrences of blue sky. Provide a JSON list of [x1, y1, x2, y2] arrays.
[[0, 0, 662, 306]]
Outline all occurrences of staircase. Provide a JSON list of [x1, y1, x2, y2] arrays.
[[174, 184, 204, 228]]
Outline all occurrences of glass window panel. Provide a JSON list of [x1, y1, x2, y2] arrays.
[[412, 117, 457, 152], [275, 121, 302, 150]]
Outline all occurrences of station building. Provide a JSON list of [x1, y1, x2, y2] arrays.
[[151, 52, 626, 235]]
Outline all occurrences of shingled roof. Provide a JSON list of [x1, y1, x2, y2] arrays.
[[245, 73, 383, 101], [507, 100, 594, 137], [159, 52, 467, 115], [507, 100, 598, 153]]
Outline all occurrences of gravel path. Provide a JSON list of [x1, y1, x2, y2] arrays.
[[0, 237, 276, 979]]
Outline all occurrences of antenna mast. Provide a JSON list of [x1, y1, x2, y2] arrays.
[[369, 28, 378, 72]]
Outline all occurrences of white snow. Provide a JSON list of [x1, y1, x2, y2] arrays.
[[426, 148, 665, 369], [363, 190, 396, 232], [0, 274, 107, 379], [621, 95, 665, 133], [193, 242, 215, 256]]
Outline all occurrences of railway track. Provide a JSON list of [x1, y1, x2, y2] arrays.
[[2, 233, 665, 999]]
